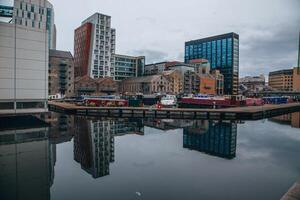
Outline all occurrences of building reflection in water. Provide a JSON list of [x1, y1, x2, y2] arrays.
[[182, 120, 237, 159], [270, 112, 300, 128], [73, 117, 144, 178], [0, 116, 55, 200]]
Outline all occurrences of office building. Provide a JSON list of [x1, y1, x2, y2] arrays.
[[269, 69, 294, 91], [74, 13, 116, 79], [49, 50, 74, 98], [12, 0, 56, 49], [185, 33, 239, 95], [0, 21, 48, 114], [114, 54, 145, 81]]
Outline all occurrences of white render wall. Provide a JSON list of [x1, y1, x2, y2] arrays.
[[0, 22, 48, 114]]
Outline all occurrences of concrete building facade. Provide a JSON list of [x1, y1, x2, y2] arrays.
[[74, 13, 116, 79], [269, 69, 294, 91], [0, 22, 48, 114], [114, 54, 145, 81], [12, 0, 56, 49], [49, 50, 74, 98]]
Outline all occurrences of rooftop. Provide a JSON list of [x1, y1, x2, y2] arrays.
[[50, 49, 73, 59]]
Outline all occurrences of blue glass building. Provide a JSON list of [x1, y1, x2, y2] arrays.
[[185, 33, 239, 95]]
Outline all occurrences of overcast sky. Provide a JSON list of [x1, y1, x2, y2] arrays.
[[2, 0, 300, 77]]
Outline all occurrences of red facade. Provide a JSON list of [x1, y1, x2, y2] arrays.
[[74, 23, 92, 78]]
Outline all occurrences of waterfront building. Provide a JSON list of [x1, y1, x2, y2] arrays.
[[189, 58, 211, 74], [211, 70, 224, 95], [0, 21, 49, 114], [183, 120, 237, 159], [121, 75, 172, 95], [74, 13, 116, 79], [239, 75, 265, 92], [49, 50, 74, 98], [184, 71, 200, 94], [114, 54, 145, 81], [184, 71, 217, 95], [185, 33, 239, 95], [162, 70, 183, 94], [293, 67, 300, 92], [74, 75, 117, 96], [144, 61, 194, 76], [269, 69, 294, 91], [12, 0, 56, 49]]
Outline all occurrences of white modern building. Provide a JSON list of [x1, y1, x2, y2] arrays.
[[74, 13, 116, 79], [0, 0, 54, 115], [12, 0, 56, 49]]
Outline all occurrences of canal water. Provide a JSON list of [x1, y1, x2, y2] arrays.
[[0, 112, 299, 200]]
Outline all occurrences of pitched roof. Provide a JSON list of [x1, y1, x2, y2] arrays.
[[123, 75, 163, 83], [49, 49, 73, 59]]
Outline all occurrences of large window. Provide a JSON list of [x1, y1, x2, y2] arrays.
[[0, 102, 14, 110], [216, 40, 221, 67], [212, 41, 216, 69], [202, 43, 207, 58], [207, 42, 211, 62], [16, 102, 45, 109], [227, 38, 232, 66], [221, 39, 227, 67]]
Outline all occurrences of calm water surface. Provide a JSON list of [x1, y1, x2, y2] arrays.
[[0, 112, 300, 200]]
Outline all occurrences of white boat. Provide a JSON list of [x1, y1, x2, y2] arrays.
[[160, 95, 177, 107]]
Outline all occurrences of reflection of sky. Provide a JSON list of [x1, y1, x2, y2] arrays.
[[0, 0, 13, 6]]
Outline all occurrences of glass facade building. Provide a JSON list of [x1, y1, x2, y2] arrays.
[[185, 33, 239, 95], [114, 54, 145, 81]]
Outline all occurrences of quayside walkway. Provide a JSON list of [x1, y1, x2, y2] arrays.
[[48, 101, 300, 120]]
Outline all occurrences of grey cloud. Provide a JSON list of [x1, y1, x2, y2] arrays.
[[129, 49, 169, 64], [239, 22, 300, 77]]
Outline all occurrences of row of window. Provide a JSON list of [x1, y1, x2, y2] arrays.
[[185, 38, 237, 69], [0, 102, 45, 110]]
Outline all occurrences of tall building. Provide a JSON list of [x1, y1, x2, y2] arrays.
[[74, 13, 116, 79], [49, 50, 74, 97], [12, 0, 56, 49], [0, 21, 49, 114], [185, 33, 239, 95], [114, 54, 145, 81], [297, 32, 300, 68], [269, 69, 293, 91]]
